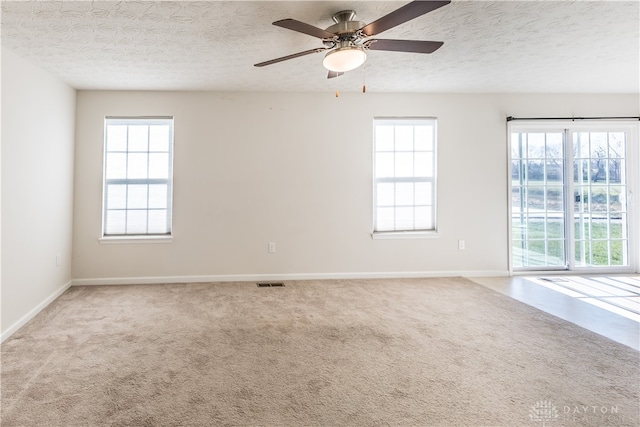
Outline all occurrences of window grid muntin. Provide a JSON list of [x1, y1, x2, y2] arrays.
[[374, 118, 436, 233], [103, 118, 173, 236]]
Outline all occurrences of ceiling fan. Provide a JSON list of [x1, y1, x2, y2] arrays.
[[254, 0, 450, 79]]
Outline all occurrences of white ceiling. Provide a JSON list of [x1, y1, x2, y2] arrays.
[[2, 1, 638, 93]]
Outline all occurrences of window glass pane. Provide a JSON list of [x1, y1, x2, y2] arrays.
[[395, 183, 414, 206], [148, 184, 168, 209], [590, 132, 608, 158], [546, 186, 563, 212], [106, 184, 127, 209], [609, 159, 624, 183], [547, 240, 565, 264], [395, 126, 413, 151], [526, 159, 544, 182], [574, 132, 589, 158], [148, 210, 168, 234], [128, 153, 148, 179], [414, 126, 433, 151], [106, 153, 127, 179], [149, 125, 170, 151], [106, 125, 127, 151], [527, 133, 545, 158], [376, 183, 394, 206], [395, 153, 413, 177], [525, 187, 545, 210], [610, 240, 626, 266], [512, 160, 522, 181], [128, 125, 148, 152], [512, 187, 522, 211], [149, 153, 169, 179], [414, 206, 432, 229], [126, 210, 147, 234], [395, 207, 413, 230], [415, 182, 431, 206], [591, 240, 609, 265], [590, 185, 608, 212], [376, 207, 394, 231], [545, 160, 562, 183], [127, 185, 148, 209], [610, 186, 625, 213], [590, 159, 607, 182], [375, 126, 394, 151], [609, 133, 625, 158], [546, 133, 563, 159], [511, 134, 522, 159], [375, 153, 394, 178], [105, 210, 126, 235], [414, 152, 432, 178]]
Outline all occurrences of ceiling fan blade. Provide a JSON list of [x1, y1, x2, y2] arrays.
[[366, 39, 444, 54], [360, 1, 450, 37], [327, 71, 344, 79], [273, 19, 336, 39], [254, 48, 328, 67]]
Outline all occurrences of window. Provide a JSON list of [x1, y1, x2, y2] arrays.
[[509, 122, 637, 271], [373, 118, 437, 235], [102, 117, 174, 237]]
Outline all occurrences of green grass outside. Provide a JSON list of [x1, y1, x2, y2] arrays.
[[513, 220, 626, 267]]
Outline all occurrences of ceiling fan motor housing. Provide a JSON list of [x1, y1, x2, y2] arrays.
[[325, 10, 365, 42]]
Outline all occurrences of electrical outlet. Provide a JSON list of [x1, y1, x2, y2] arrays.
[[458, 240, 465, 250], [56, 253, 62, 266], [268, 242, 276, 253]]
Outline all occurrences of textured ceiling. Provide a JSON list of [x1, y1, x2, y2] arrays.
[[1, 1, 638, 93]]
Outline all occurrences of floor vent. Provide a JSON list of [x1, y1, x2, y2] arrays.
[[257, 282, 285, 287], [540, 277, 569, 282]]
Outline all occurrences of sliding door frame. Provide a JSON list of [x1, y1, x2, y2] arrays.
[[507, 120, 639, 274]]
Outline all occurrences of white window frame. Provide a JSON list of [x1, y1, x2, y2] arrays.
[[372, 117, 438, 239], [100, 116, 174, 243]]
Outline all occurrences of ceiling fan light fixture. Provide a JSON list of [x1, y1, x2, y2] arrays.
[[322, 46, 366, 72]]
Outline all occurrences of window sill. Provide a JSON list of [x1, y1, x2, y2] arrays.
[[99, 235, 173, 244], [371, 230, 438, 240]]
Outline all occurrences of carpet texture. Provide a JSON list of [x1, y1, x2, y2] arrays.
[[1, 277, 638, 426]]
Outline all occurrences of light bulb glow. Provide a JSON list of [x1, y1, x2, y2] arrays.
[[323, 47, 366, 73]]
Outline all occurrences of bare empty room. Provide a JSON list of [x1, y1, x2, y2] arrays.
[[2, 1, 639, 426]]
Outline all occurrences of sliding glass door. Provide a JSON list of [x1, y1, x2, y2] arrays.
[[573, 130, 629, 267], [511, 131, 566, 268], [510, 122, 637, 272]]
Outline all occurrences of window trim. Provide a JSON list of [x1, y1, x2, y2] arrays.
[[98, 235, 174, 244], [101, 116, 174, 240], [372, 117, 438, 237]]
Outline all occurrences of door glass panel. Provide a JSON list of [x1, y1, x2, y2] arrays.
[[572, 131, 628, 268], [511, 127, 631, 271], [511, 131, 566, 268]]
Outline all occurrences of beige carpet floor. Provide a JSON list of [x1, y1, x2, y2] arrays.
[[1, 277, 638, 426]]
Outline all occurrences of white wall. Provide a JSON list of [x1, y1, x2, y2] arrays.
[[1, 48, 76, 339], [72, 91, 639, 283]]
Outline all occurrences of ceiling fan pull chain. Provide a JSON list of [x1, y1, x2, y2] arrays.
[[362, 62, 367, 93]]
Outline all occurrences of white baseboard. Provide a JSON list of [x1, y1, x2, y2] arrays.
[[1, 280, 72, 343], [72, 270, 509, 286]]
